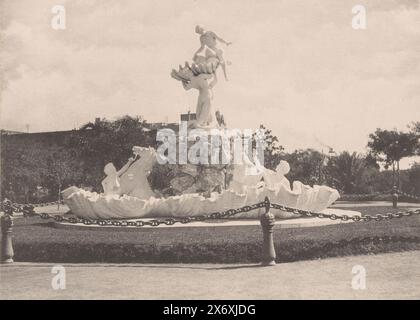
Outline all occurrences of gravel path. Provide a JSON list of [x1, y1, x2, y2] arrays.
[[1, 251, 419, 299]]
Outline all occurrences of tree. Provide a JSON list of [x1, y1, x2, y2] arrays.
[[253, 124, 285, 170], [66, 115, 155, 190], [1, 140, 48, 202], [367, 128, 418, 188], [284, 149, 326, 185], [409, 122, 420, 155], [407, 163, 420, 196], [43, 146, 84, 206], [325, 151, 379, 194]]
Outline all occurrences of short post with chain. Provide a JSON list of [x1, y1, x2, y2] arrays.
[[260, 196, 276, 266], [1, 212, 14, 264], [392, 186, 398, 209]]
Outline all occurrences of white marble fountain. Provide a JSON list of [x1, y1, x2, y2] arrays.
[[62, 25, 358, 221]]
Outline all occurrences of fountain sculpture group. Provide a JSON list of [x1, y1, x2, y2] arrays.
[[62, 26, 343, 220]]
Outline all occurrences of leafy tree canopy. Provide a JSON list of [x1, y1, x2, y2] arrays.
[[367, 128, 417, 167]]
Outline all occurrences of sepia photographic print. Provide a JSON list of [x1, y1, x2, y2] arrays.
[[1, 0, 420, 306]]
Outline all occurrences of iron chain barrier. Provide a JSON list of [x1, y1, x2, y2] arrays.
[[1, 189, 419, 265], [1, 189, 419, 227], [1, 199, 266, 227]]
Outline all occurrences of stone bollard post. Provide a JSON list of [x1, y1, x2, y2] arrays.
[[1, 213, 14, 263], [260, 196, 276, 266], [392, 186, 398, 209]]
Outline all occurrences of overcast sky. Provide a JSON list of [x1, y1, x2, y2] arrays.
[[1, 0, 419, 165]]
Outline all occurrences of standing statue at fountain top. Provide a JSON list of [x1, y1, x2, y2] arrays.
[[193, 25, 231, 81], [171, 25, 231, 129]]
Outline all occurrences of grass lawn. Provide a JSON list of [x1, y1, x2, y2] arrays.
[[4, 205, 420, 263]]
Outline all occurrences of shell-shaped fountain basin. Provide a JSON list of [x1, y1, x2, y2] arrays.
[[62, 182, 353, 220]]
